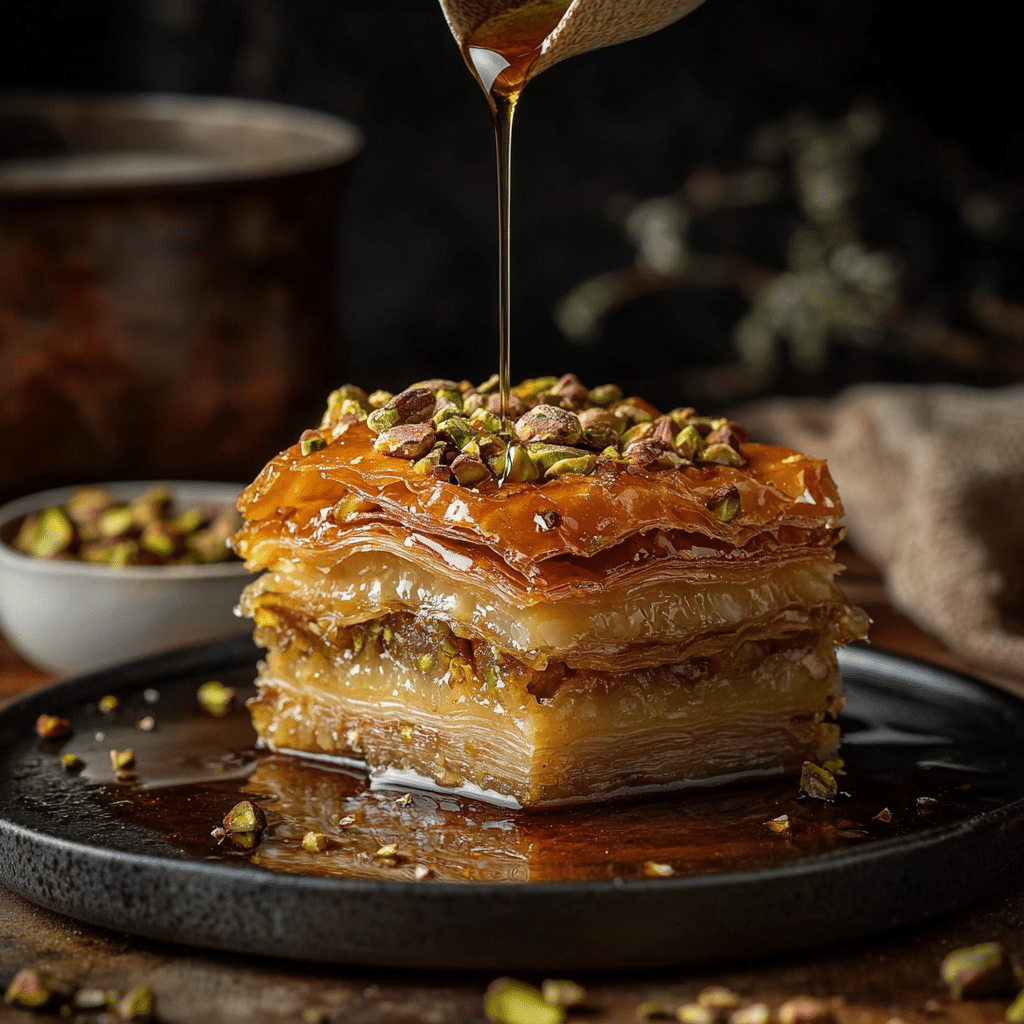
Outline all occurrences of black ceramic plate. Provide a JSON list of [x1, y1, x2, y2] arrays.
[[2, 638, 1024, 970]]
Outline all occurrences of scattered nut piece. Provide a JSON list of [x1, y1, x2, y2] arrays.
[[940, 942, 1021, 999], [873, 808, 893, 823], [109, 749, 135, 773], [643, 861, 675, 877], [799, 762, 838, 801], [338, 815, 356, 830], [302, 1011, 328, 1024], [61, 753, 85, 772], [397, 793, 413, 806], [300, 429, 327, 456], [730, 1004, 770, 1024], [764, 814, 790, 834], [1005, 988, 1024, 1023], [698, 987, 740, 1010], [677, 1003, 715, 1024], [540, 980, 586, 1009], [413, 864, 433, 880], [137, 716, 156, 732], [36, 714, 71, 740], [197, 680, 236, 718], [484, 977, 566, 1024], [3, 968, 58, 1010], [72, 988, 116, 1010], [117, 985, 155, 1021], [98, 695, 119, 714], [375, 843, 398, 858], [777, 996, 836, 1024], [917, 796, 939, 809], [302, 831, 328, 853]]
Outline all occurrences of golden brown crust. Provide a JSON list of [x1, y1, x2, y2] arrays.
[[235, 421, 844, 588]]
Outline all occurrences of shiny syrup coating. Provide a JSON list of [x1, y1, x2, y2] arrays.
[[235, 423, 845, 587]]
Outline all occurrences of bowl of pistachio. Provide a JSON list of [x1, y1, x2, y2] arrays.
[[0, 481, 253, 676]]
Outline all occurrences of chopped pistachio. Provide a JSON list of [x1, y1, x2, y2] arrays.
[[643, 861, 675, 877], [730, 1005, 770, 1024], [397, 792, 413, 806], [476, 373, 500, 394], [917, 795, 939, 809], [66, 485, 116, 526], [764, 814, 791, 833], [97, 505, 134, 540], [14, 507, 75, 558], [389, 387, 437, 424], [366, 406, 400, 433], [709, 484, 743, 523], [418, 653, 436, 671], [940, 942, 1021, 999], [515, 405, 584, 446], [1005, 988, 1024, 1024], [448, 656, 474, 686], [338, 815, 356, 830], [224, 799, 266, 835], [799, 761, 838, 801], [375, 843, 398, 858], [587, 383, 623, 407], [302, 831, 329, 853], [700, 443, 745, 467], [129, 484, 172, 529], [413, 864, 433, 880], [374, 423, 436, 460], [366, 388, 392, 409], [300, 429, 327, 456], [777, 997, 836, 1024], [117, 985, 155, 1021], [677, 1003, 715, 1024], [62, 753, 85, 772], [544, 454, 597, 479], [110, 748, 135, 773], [140, 520, 176, 557], [172, 507, 204, 534], [621, 421, 655, 448], [3, 968, 55, 1010], [484, 978, 566, 1024], [451, 453, 491, 487], [540, 980, 586, 1009], [36, 714, 71, 740], [821, 758, 846, 776], [578, 408, 622, 449], [499, 443, 540, 483], [873, 807, 893, 823], [674, 424, 707, 460], [98, 695, 119, 714], [512, 375, 559, 400], [470, 408, 503, 433], [698, 987, 740, 1010], [197, 680, 236, 717]]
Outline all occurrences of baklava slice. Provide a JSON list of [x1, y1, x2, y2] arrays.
[[233, 374, 867, 808]]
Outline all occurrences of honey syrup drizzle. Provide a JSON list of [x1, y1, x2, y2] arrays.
[[462, 1, 574, 432]]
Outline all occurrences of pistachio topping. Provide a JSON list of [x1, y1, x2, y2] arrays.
[[4, 968, 57, 1010], [1006, 988, 1024, 1024], [873, 807, 893, 823], [764, 814, 790, 833], [799, 761, 838, 801], [484, 978, 567, 1024], [308, 374, 765, 489], [302, 831, 329, 853], [730, 1004, 770, 1024], [35, 714, 71, 740], [61, 753, 85, 772], [197, 680, 236, 717], [110, 748, 135, 773], [940, 942, 1021, 999], [117, 985, 156, 1021], [224, 798, 266, 836], [300, 429, 328, 456], [98, 694, 119, 714], [777, 997, 836, 1024], [677, 1004, 715, 1024], [698, 987, 740, 1010]]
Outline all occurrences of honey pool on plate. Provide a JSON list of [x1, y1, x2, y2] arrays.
[[11, 652, 1019, 886]]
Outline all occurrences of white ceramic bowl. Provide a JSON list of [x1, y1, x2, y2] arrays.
[[0, 481, 253, 676]]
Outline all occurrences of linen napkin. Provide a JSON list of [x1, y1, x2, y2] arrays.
[[738, 384, 1024, 682]]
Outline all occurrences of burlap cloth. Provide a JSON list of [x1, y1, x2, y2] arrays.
[[738, 384, 1024, 684]]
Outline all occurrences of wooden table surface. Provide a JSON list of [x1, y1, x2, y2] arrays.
[[3, 549, 1023, 1024]]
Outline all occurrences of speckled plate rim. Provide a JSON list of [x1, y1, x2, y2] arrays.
[[2, 640, 1024, 971]]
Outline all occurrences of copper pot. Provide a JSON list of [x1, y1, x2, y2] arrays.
[[0, 94, 363, 500]]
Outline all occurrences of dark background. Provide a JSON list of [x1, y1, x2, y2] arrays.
[[0, 0, 1019, 407]]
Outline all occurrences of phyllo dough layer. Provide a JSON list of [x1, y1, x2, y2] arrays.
[[234, 375, 867, 808]]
